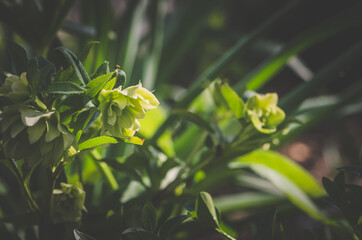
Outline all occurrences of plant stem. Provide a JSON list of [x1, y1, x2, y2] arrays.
[[7, 159, 39, 212]]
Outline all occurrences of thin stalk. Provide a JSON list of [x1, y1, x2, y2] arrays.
[[7, 159, 39, 212]]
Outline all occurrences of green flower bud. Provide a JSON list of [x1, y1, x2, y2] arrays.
[[99, 83, 159, 139], [0, 106, 74, 166], [50, 182, 86, 224], [245, 93, 285, 134], [0, 73, 30, 103]]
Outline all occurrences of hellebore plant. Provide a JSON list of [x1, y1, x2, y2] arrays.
[[0, 43, 160, 239], [0, 43, 290, 240]]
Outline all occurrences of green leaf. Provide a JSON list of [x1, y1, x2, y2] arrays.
[[7, 41, 28, 75], [235, 150, 324, 197], [121, 227, 159, 240], [213, 192, 285, 213], [234, 150, 325, 220], [195, 191, 220, 229], [142, 201, 158, 232], [171, 110, 214, 134], [45, 82, 85, 94], [86, 72, 114, 98], [78, 136, 118, 151], [219, 81, 245, 118], [124, 136, 145, 145], [90, 61, 110, 80], [54, 47, 91, 85], [74, 229, 96, 240], [158, 215, 190, 240], [79, 41, 100, 63]]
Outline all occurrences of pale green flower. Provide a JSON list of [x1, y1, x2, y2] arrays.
[[99, 83, 159, 139], [50, 182, 86, 224], [245, 93, 285, 134], [0, 73, 30, 102], [0, 106, 74, 166]]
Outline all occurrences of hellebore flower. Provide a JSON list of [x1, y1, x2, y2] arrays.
[[0, 73, 30, 103], [99, 83, 159, 139], [0, 106, 74, 166], [245, 93, 285, 134], [50, 182, 86, 224]]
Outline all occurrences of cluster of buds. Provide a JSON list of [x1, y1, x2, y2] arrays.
[[50, 182, 86, 223], [98, 82, 159, 139]]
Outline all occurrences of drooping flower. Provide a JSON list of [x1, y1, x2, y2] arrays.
[[98, 83, 159, 139], [50, 182, 86, 224], [0, 72, 30, 103], [245, 93, 285, 134], [0, 106, 74, 166]]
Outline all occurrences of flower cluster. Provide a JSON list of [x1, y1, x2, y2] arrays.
[[0, 73, 74, 166], [245, 93, 285, 134], [50, 182, 86, 224], [0, 72, 30, 103], [98, 83, 159, 139]]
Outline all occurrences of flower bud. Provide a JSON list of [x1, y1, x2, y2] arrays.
[[0, 73, 30, 103], [0, 106, 74, 166], [50, 182, 86, 224], [245, 93, 285, 134], [99, 83, 159, 139]]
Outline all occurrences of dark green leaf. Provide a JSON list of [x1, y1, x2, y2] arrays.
[[44, 82, 85, 94], [159, 215, 190, 240], [79, 41, 100, 63], [91, 61, 110, 80], [7, 41, 28, 75], [78, 136, 118, 151], [54, 47, 91, 85], [74, 229, 96, 240], [171, 110, 214, 134], [121, 227, 159, 240], [71, 108, 99, 141], [102, 159, 145, 184], [142, 201, 158, 232], [195, 191, 220, 229]]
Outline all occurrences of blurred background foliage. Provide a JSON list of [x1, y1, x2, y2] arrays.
[[0, 0, 362, 239]]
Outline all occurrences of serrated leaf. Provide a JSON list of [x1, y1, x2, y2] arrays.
[[159, 215, 190, 240], [74, 229, 96, 240], [78, 136, 118, 151], [142, 201, 158, 232], [45, 82, 85, 94], [196, 191, 220, 229], [86, 72, 114, 98], [171, 109, 214, 134]]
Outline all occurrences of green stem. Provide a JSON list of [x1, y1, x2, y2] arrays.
[[7, 159, 39, 212]]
